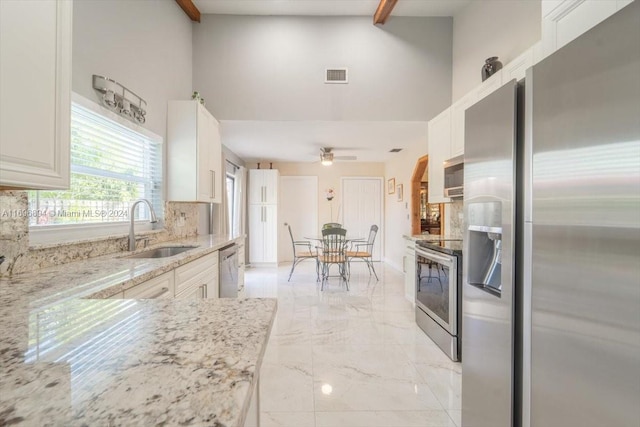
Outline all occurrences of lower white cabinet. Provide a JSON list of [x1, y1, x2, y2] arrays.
[[403, 239, 416, 304], [124, 271, 175, 299], [120, 251, 219, 300], [249, 204, 278, 264], [175, 252, 219, 299]]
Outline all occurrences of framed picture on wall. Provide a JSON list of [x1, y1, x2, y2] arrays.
[[388, 178, 395, 194], [396, 184, 403, 201]]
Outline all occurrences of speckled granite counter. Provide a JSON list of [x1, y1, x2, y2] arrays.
[[0, 235, 277, 426]]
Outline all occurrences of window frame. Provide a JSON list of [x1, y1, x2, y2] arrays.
[[28, 93, 164, 246]]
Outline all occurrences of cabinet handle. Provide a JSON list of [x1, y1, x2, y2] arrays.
[[210, 170, 215, 199], [150, 287, 170, 299]]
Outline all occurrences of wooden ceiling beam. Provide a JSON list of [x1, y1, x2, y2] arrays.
[[373, 0, 398, 25], [175, 0, 201, 22]]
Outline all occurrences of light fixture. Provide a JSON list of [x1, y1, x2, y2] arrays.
[[320, 148, 334, 166], [92, 75, 147, 124], [321, 151, 334, 166], [321, 384, 333, 395]]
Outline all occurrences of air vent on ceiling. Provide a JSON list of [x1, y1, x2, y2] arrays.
[[389, 148, 402, 153], [325, 68, 348, 84]]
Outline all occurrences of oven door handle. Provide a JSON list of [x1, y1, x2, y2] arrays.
[[415, 248, 453, 265]]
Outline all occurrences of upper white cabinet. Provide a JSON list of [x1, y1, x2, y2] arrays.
[[450, 91, 479, 158], [167, 101, 222, 203], [249, 169, 279, 205], [427, 108, 452, 204], [0, 0, 72, 189], [542, 0, 633, 57]]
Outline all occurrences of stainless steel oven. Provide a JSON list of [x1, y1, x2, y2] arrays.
[[415, 240, 462, 361]]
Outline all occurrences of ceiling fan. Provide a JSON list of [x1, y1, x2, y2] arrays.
[[320, 147, 357, 165]]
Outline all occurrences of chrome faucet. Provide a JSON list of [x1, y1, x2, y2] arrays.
[[129, 199, 158, 251]]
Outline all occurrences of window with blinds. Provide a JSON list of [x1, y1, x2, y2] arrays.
[[28, 103, 163, 227]]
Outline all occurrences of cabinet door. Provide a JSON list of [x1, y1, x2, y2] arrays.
[[0, 0, 71, 189], [175, 283, 204, 300], [203, 272, 219, 299], [450, 91, 478, 157], [209, 115, 222, 204], [404, 245, 416, 303], [249, 170, 264, 204], [249, 204, 265, 262], [124, 272, 175, 299], [197, 106, 213, 202], [263, 205, 278, 263], [427, 109, 452, 204], [263, 170, 279, 204], [237, 242, 246, 298]]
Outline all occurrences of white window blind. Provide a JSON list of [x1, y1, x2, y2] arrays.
[[29, 103, 162, 227]]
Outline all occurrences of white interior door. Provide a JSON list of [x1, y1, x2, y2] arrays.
[[341, 177, 383, 261], [278, 176, 318, 262]]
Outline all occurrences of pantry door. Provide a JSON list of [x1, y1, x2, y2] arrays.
[[341, 177, 383, 261], [278, 176, 318, 262]]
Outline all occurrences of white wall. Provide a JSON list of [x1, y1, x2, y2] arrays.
[[193, 15, 453, 121], [452, 0, 541, 101], [383, 137, 428, 271], [260, 162, 385, 226], [72, 0, 193, 139]]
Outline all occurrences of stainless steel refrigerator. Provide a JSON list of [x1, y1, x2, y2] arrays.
[[462, 3, 640, 427]]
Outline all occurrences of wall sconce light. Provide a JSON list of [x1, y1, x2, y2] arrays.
[[92, 75, 147, 124]]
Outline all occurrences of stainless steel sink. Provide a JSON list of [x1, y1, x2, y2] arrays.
[[124, 246, 199, 259]]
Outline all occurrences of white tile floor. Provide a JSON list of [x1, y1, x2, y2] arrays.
[[246, 261, 461, 427]]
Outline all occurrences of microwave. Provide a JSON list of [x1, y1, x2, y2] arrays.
[[444, 155, 464, 198]]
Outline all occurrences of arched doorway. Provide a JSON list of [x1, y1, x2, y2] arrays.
[[410, 155, 444, 235]]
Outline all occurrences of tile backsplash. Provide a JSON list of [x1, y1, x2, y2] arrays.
[[0, 191, 201, 277], [447, 200, 464, 239]]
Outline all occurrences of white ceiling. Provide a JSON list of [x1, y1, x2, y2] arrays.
[[194, 1, 463, 163], [193, 0, 471, 17], [221, 120, 428, 163]]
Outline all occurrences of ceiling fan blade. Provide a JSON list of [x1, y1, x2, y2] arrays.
[[334, 155, 357, 161]]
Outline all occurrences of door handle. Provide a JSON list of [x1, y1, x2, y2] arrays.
[[210, 170, 215, 199]]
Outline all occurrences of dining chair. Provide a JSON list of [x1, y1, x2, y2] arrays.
[[322, 222, 342, 230], [319, 227, 349, 290], [286, 224, 319, 281], [346, 224, 379, 281]]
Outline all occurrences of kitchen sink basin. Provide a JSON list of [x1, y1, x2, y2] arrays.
[[124, 246, 199, 259]]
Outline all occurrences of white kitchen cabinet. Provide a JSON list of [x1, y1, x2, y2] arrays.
[[542, 0, 633, 57], [167, 101, 222, 203], [124, 271, 175, 299], [501, 49, 535, 82], [427, 108, 452, 204], [450, 90, 479, 158], [175, 251, 219, 298], [0, 0, 71, 190], [249, 169, 279, 265], [404, 239, 416, 304], [249, 169, 279, 205], [249, 204, 278, 264]]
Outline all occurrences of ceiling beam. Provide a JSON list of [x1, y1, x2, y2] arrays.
[[373, 0, 398, 25], [175, 0, 201, 22]]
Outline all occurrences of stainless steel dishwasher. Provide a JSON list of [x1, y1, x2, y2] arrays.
[[219, 244, 239, 298]]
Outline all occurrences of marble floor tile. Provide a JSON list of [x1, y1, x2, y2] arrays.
[[247, 262, 462, 423], [448, 409, 462, 427], [315, 410, 458, 427], [313, 379, 443, 412], [262, 411, 316, 427], [414, 364, 462, 411]]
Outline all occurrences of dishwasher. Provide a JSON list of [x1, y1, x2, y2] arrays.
[[219, 244, 239, 298]]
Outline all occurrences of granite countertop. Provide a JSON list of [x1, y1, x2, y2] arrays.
[[0, 235, 278, 426]]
